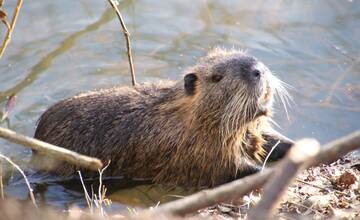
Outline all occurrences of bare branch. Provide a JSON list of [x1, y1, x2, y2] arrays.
[[309, 130, 360, 167], [107, 0, 136, 86], [0, 0, 23, 58], [0, 127, 103, 171], [152, 169, 273, 216]]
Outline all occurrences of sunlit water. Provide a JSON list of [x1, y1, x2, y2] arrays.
[[0, 0, 359, 210]]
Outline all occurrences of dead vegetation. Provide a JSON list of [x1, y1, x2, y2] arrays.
[[197, 154, 360, 220], [282, 155, 360, 219]]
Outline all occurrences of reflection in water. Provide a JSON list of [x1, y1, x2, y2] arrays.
[[6, 173, 190, 209], [0, 0, 359, 210], [109, 184, 191, 207], [0, 0, 133, 103]]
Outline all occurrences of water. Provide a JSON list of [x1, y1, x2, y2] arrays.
[[0, 0, 359, 210]]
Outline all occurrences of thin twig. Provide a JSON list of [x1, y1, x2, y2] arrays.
[[97, 161, 110, 216], [78, 171, 93, 213], [295, 179, 348, 196], [261, 140, 280, 171], [0, 153, 37, 207], [0, 127, 103, 171], [0, 0, 23, 58], [1, 20, 10, 30], [78, 161, 111, 216], [107, 0, 136, 86], [0, 161, 3, 199]]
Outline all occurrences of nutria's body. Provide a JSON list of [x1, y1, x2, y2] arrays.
[[34, 48, 293, 188]]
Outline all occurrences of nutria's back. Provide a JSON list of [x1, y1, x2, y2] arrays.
[[34, 48, 293, 188]]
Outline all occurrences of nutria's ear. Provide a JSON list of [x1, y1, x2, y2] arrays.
[[184, 73, 198, 95]]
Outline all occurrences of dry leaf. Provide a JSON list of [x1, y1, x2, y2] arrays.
[[333, 171, 357, 190], [306, 194, 332, 209]]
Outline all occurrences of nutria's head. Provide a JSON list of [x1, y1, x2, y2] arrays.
[[183, 48, 289, 138]]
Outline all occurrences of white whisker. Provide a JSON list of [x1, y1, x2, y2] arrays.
[[270, 75, 293, 121], [268, 118, 282, 130]]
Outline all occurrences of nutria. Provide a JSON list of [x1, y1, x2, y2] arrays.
[[33, 48, 293, 188]]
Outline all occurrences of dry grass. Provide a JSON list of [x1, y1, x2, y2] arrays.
[[0, 153, 37, 207], [78, 161, 112, 216]]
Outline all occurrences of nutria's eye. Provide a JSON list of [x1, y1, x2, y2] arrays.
[[211, 74, 223, 83], [184, 73, 198, 95]]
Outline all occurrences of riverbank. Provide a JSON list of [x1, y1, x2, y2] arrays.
[[1, 154, 359, 220]]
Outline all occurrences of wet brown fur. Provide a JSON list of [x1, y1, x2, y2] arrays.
[[33, 48, 292, 188]]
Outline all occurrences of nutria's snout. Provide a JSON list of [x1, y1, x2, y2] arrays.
[[254, 62, 273, 105], [254, 59, 290, 116], [238, 59, 273, 107], [239, 59, 264, 83]]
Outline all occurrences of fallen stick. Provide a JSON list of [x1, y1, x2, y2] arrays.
[[309, 130, 360, 166], [107, 0, 136, 86], [0, 127, 103, 171], [0, 0, 23, 58], [152, 169, 273, 216], [247, 139, 320, 220], [152, 130, 360, 216]]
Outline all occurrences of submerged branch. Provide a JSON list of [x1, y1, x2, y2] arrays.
[[0, 127, 103, 171]]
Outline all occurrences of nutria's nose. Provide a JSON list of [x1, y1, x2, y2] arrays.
[[248, 69, 263, 82], [251, 69, 261, 80]]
